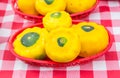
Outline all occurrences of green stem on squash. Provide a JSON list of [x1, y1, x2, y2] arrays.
[[81, 25, 94, 32], [57, 37, 67, 47], [44, 0, 54, 5], [51, 12, 61, 18], [21, 32, 40, 47]]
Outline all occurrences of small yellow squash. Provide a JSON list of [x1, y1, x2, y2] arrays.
[[17, 0, 39, 15], [43, 11, 72, 31], [35, 0, 66, 15]]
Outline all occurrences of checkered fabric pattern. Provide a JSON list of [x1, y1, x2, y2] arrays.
[[0, 0, 120, 78]]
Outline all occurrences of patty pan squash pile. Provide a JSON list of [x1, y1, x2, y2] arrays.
[[17, 0, 97, 16], [13, 16, 109, 63], [11, 0, 110, 65]]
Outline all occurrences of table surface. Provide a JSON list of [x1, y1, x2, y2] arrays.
[[0, 0, 120, 78]]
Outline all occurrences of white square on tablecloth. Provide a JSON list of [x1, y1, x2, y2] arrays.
[[89, 13, 101, 20], [0, 60, 2, 70], [115, 42, 120, 52], [3, 15, 14, 22], [40, 67, 53, 71], [0, 28, 11, 37], [39, 67, 53, 78], [119, 61, 120, 68], [67, 65, 80, 71], [93, 61, 107, 70], [13, 59, 27, 70], [110, 12, 120, 20], [66, 65, 80, 78], [108, 1, 120, 7], [67, 70, 80, 78], [0, 43, 7, 50], [113, 27, 120, 35], [6, 4, 12, 11]]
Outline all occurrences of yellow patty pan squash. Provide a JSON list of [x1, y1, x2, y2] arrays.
[[43, 11, 72, 31], [45, 28, 81, 63], [35, 0, 66, 15], [66, 0, 96, 13], [17, 0, 39, 15], [13, 27, 48, 59], [72, 22, 109, 57]]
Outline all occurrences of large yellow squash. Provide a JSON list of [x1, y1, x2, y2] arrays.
[[66, 0, 96, 13], [72, 22, 109, 57], [45, 28, 81, 63], [13, 27, 48, 59]]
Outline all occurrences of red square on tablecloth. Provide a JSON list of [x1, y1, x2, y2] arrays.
[[0, 0, 8, 3], [0, 71, 13, 78], [101, 20, 112, 27], [3, 50, 16, 60], [80, 71, 93, 78], [53, 70, 66, 78], [107, 70, 120, 78], [12, 22, 24, 29], [26, 70, 40, 78], [0, 10, 5, 16], [100, 6, 110, 12], [105, 52, 118, 60]]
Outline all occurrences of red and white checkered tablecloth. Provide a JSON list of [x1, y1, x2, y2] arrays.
[[0, 0, 120, 78]]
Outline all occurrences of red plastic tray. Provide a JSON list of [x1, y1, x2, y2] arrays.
[[12, 0, 99, 21], [8, 21, 113, 67]]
